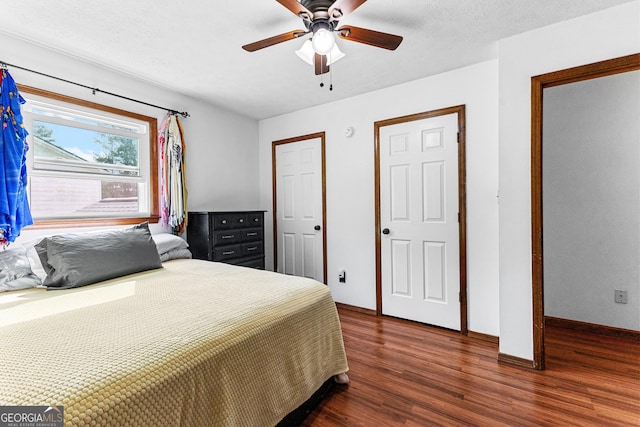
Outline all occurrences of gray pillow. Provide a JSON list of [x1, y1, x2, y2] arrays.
[[36, 223, 162, 290], [0, 245, 42, 292]]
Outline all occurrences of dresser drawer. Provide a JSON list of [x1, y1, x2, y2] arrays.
[[212, 229, 242, 247], [241, 242, 263, 257], [211, 213, 248, 230], [241, 228, 263, 242], [212, 228, 262, 247], [212, 245, 243, 261], [247, 213, 263, 228]]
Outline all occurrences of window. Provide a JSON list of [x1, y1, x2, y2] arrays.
[[20, 86, 158, 227]]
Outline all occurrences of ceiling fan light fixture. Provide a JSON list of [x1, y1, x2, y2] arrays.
[[295, 40, 315, 65], [295, 40, 345, 66], [311, 28, 335, 54], [243, 0, 404, 75], [327, 43, 345, 65]]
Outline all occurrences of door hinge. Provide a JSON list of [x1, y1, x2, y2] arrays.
[[457, 132, 460, 143], [459, 292, 462, 303], [457, 212, 460, 223]]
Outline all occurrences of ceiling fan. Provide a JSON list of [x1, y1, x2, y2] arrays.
[[242, 0, 403, 76]]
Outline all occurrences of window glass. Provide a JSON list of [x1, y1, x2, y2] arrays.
[[32, 119, 140, 176], [20, 88, 157, 224]]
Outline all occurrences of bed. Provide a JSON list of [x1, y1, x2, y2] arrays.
[[0, 225, 349, 426]]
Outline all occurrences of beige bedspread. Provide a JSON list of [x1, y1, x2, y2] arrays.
[[0, 259, 348, 426]]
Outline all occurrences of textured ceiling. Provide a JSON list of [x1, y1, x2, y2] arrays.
[[0, 0, 633, 120]]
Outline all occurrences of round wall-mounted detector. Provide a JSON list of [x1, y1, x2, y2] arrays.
[[344, 126, 354, 138]]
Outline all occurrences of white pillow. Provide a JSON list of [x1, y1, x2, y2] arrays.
[[152, 233, 189, 255], [0, 244, 42, 292], [24, 237, 48, 283], [160, 248, 192, 262]]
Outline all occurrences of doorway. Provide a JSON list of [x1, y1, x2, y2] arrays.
[[374, 105, 468, 332], [530, 53, 640, 370], [272, 132, 327, 283]]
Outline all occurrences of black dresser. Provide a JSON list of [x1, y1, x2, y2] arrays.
[[187, 211, 265, 269]]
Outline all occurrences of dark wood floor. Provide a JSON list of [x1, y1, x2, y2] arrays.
[[303, 308, 640, 426]]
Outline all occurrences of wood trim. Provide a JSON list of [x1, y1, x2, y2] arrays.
[[373, 119, 383, 315], [545, 316, 640, 342], [320, 136, 327, 283], [497, 353, 535, 369], [271, 143, 278, 270], [335, 302, 377, 316], [28, 216, 160, 229], [18, 85, 159, 123], [532, 53, 640, 88], [457, 107, 468, 334], [467, 331, 499, 344], [149, 119, 159, 220], [374, 105, 468, 334], [271, 132, 327, 283], [18, 84, 159, 229], [530, 53, 640, 370], [531, 75, 545, 370]]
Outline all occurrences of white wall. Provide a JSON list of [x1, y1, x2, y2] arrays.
[[259, 60, 500, 336], [0, 32, 260, 241], [498, 1, 640, 360], [5, 1, 638, 359], [543, 71, 640, 330]]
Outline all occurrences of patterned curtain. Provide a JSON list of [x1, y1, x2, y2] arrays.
[[0, 69, 32, 245], [159, 114, 187, 234]]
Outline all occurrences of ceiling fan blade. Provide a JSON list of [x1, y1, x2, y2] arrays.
[[336, 25, 403, 50], [276, 0, 313, 19], [242, 30, 306, 52], [314, 53, 330, 75], [328, 0, 368, 19]]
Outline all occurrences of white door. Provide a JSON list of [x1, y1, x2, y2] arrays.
[[379, 112, 461, 330], [274, 137, 325, 282]]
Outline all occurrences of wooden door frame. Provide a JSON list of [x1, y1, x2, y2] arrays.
[[530, 53, 640, 370], [374, 105, 468, 334], [272, 132, 328, 283]]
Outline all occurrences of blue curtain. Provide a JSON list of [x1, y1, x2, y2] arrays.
[[0, 69, 32, 244]]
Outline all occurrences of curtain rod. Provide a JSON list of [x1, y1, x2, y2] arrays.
[[0, 60, 190, 118]]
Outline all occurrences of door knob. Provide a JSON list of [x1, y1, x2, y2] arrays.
[[314, 225, 321, 231], [382, 228, 390, 235]]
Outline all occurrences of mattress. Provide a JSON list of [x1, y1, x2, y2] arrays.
[[0, 259, 348, 426]]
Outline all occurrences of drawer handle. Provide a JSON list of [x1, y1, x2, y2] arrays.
[[246, 232, 258, 237], [253, 218, 259, 222], [222, 250, 235, 255], [221, 219, 227, 224], [246, 246, 258, 251], [239, 219, 244, 223], [222, 234, 235, 239]]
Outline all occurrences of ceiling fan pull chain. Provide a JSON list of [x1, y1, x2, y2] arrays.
[[319, 52, 325, 88], [329, 51, 334, 91]]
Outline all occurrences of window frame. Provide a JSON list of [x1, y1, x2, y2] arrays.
[[19, 85, 159, 229]]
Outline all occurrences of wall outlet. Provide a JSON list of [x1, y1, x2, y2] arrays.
[[338, 269, 346, 283], [614, 289, 628, 304]]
